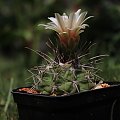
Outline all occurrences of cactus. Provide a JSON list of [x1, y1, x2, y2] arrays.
[[26, 9, 108, 96]]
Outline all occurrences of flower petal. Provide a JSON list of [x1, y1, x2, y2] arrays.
[[75, 9, 81, 18], [81, 16, 94, 25], [75, 12, 88, 27], [68, 13, 75, 29], [48, 17, 59, 27], [55, 13, 66, 32], [62, 13, 69, 28]]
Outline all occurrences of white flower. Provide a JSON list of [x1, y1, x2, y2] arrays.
[[39, 9, 93, 48]]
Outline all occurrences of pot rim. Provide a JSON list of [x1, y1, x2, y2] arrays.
[[11, 82, 120, 98]]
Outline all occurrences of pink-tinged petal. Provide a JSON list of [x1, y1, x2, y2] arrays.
[[75, 12, 87, 27], [68, 13, 75, 29], [76, 29, 84, 34], [38, 24, 47, 27], [80, 24, 89, 29], [48, 17, 62, 32], [39, 23, 60, 33], [45, 25, 60, 33], [62, 13, 69, 28], [47, 22, 60, 30], [75, 24, 89, 34], [63, 13, 68, 20], [48, 17, 58, 26], [55, 13, 66, 32], [75, 9, 81, 18], [48, 17, 62, 31], [81, 16, 94, 25], [71, 9, 81, 29]]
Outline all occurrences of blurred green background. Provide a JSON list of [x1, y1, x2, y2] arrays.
[[0, 0, 120, 119]]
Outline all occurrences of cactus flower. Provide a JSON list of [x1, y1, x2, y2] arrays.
[[40, 9, 93, 48]]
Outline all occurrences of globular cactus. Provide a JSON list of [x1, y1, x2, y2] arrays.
[[27, 48, 107, 95], [27, 9, 108, 96]]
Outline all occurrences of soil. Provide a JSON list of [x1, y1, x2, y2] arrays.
[[18, 83, 110, 95], [18, 88, 40, 94]]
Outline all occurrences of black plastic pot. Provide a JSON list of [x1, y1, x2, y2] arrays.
[[12, 83, 120, 120]]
